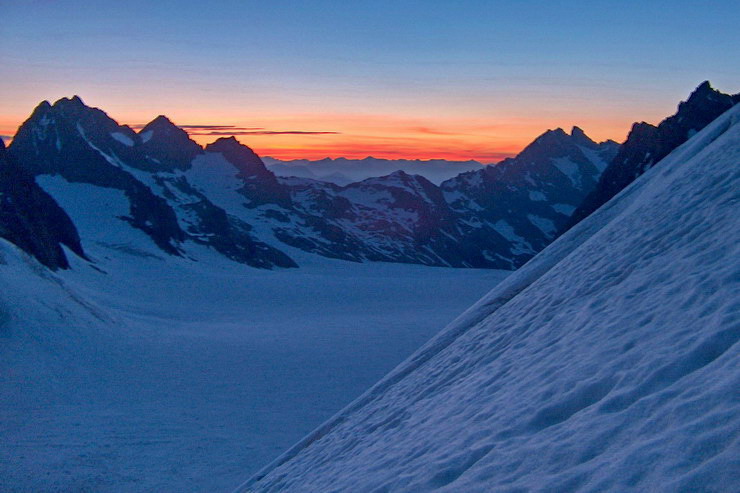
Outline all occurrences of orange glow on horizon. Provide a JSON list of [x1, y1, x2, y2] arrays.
[[188, 133, 521, 162], [0, 106, 639, 163]]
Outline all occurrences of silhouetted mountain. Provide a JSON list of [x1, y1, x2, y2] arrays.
[[9, 96, 185, 254], [139, 115, 203, 171], [566, 81, 739, 230], [0, 139, 85, 269]]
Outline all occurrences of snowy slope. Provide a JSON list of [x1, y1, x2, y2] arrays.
[[239, 105, 740, 491]]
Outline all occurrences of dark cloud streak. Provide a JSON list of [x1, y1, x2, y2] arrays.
[[178, 125, 264, 131], [188, 130, 341, 136], [126, 122, 339, 136], [127, 123, 264, 131]]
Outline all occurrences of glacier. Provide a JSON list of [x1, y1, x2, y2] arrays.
[[0, 233, 506, 491]]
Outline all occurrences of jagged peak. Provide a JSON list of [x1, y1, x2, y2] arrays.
[[140, 114, 186, 137], [685, 81, 715, 102], [146, 114, 175, 127], [570, 125, 598, 147], [27, 100, 52, 119], [693, 80, 713, 93], [525, 127, 570, 148], [206, 135, 250, 151], [679, 80, 736, 111], [630, 121, 659, 134], [52, 95, 86, 108]]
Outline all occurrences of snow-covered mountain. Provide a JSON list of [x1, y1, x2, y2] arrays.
[[440, 126, 618, 268], [4, 82, 736, 274], [264, 156, 485, 185], [9, 98, 296, 269], [237, 94, 740, 493], [6, 97, 620, 271]]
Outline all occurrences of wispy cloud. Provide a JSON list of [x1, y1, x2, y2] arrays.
[[408, 126, 465, 136], [179, 125, 264, 131], [126, 123, 339, 136], [127, 123, 264, 131], [192, 130, 340, 136]]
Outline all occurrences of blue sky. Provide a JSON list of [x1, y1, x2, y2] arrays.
[[2, 0, 738, 159]]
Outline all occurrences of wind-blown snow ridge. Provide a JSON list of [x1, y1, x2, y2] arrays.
[[237, 106, 740, 491]]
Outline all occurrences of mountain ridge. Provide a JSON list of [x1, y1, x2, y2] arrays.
[[3, 82, 735, 272]]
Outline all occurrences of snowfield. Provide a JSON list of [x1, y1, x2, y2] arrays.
[[0, 235, 506, 491], [238, 106, 740, 491]]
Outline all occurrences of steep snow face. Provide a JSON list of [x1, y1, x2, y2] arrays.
[[241, 106, 740, 491]]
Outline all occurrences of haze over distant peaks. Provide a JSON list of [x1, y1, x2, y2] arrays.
[[263, 156, 487, 185]]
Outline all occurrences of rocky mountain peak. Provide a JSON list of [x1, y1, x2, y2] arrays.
[[140, 115, 202, 170], [569, 125, 598, 148]]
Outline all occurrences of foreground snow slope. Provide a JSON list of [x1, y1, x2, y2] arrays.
[[240, 106, 740, 491]]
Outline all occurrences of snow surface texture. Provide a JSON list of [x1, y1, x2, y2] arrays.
[[0, 234, 506, 491], [239, 106, 740, 491]]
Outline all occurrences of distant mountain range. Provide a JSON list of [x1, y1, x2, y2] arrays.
[[0, 82, 736, 272], [262, 156, 486, 185]]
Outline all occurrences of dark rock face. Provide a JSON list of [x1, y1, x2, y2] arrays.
[[139, 115, 203, 171], [566, 81, 739, 230], [0, 140, 85, 269], [440, 127, 619, 268], [9, 96, 185, 254], [206, 137, 292, 208], [283, 171, 472, 265], [152, 174, 296, 268]]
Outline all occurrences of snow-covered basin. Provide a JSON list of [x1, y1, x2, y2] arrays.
[[240, 106, 740, 491], [0, 237, 507, 492]]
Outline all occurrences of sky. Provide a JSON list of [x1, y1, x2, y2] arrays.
[[1, 0, 739, 161]]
